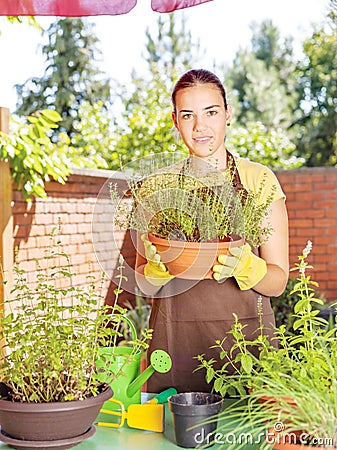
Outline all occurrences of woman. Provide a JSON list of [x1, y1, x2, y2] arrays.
[[135, 69, 289, 393]]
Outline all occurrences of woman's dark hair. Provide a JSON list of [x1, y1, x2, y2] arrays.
[[171, 69, 228, 112]]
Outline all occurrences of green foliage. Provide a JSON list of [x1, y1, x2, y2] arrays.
[[294, 22, 337, 166], [111, 157, 275, 247], [271, 276, 327, 333], [112, 70, 180, 169], [70, 101, 115, 169], [111, 13, 200, 169], [0, 109, 71, 199], [195, 241, 337, 448], [0, 109, 103, 200], [0, 226, 152, 403], [228, 122, 304, 169], [15, 18, 111, 139], [226, 20, 298, 130], [195, 241, 328, 396]]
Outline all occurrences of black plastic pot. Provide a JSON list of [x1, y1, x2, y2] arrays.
[[168, 392, 223, 448], [317, 307, 337, 325]]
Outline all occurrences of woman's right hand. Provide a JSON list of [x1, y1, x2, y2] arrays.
[[141, 234, 174, 287]]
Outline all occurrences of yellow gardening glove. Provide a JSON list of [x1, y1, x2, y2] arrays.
[[212, 243, 267, 290], [141, 234, 175, 287]]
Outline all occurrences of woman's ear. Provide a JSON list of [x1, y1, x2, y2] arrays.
[[226, 105, 233, 124], [172, 111, 179, 129]]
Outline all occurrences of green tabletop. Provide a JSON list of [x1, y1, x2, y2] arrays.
[[0, 395, 260, 449]]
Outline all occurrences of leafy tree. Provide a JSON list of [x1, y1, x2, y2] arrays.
[[110, 13, 202, 170], [227, 122, 304, 169], [14, 18, 111, 138], [70, 100, 115, 169], [226, 20, 298, 129], [294, 8, 337, 166]]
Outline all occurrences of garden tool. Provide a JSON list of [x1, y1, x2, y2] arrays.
[[97, 397, 164, 432], [145, 387, 177, 404], [97, 348, 173, 412], [126, 349, 173, 399]]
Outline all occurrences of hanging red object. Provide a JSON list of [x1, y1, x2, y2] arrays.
[[0, 0, 212, 17]]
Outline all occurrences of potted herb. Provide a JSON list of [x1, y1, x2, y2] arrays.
[[0, 226, 151, 448], [195, 241, 337, 449], [111, 155, 275, 279]]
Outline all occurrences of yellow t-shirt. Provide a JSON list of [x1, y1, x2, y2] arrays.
[[234, 155, 286, 205]]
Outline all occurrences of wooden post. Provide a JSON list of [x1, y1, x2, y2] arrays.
[[0, 107, 13, 317]]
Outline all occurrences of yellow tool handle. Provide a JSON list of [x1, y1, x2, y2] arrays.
[[98, 398, 126, 428]]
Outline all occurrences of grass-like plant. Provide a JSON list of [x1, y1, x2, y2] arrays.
[[0, 226, 152, 403]]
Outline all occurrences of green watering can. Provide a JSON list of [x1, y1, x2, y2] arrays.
[[96, 316, 172, 410]]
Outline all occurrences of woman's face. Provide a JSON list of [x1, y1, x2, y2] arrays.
[[172, 84, 232, 164]]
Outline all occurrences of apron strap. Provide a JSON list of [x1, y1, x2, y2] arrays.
[[226, 149, 248, 204]]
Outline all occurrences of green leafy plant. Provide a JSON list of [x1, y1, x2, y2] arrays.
[[0, 110, 72, 200], [111, 156, 275, 247], [195, 241, 337, 449], [0, 226, 152, 403], [271, 276, 326, 332], [0, 109, 109, 201]]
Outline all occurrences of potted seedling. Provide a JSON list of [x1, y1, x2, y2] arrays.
[[111, 154, 275, 279], [195, 241, 337, 449], [0, 226, 151, 448]]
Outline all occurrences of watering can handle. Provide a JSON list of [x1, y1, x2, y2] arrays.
[[108, 314, 138, 341], [121, 315, 138, 341]]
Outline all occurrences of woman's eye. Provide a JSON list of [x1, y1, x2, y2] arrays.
[[207, 110, 218, 116], [182, 113, 193, 120]]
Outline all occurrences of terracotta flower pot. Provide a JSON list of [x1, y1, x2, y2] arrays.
[[149, 233, 244, 280], [0, 384, 113, 447], [248, 388, 297, 408]]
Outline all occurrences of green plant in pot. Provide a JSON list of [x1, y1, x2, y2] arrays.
[[111, 154, 275, 279], [0, 227, 151, 448], [195, 241, 337, 449]]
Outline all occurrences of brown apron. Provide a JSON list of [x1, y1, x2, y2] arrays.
[[146, 151, 276, 393]]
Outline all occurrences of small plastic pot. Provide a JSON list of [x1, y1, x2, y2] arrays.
[[168, 392, 223, 448]]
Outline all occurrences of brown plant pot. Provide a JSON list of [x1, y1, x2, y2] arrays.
[[149, 233, 244, 280], [0, 384, 113, 446], [248, 388, 297, 408]]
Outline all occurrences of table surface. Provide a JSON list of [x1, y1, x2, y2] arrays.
[[0, 395, 260, 449]]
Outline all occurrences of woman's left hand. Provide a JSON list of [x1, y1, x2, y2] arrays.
[[212, 243, 267, 290]]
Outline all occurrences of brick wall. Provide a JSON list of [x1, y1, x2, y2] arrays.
[[9, 166, 337, 304], [276, 167, 337, 301], [11, 168, 136, 308]]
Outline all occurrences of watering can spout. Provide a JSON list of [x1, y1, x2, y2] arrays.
[[126, 349, 172, 399], [126, 366, 155, 398]]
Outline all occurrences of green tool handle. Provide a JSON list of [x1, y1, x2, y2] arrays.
[[146, 388, 178, 404]]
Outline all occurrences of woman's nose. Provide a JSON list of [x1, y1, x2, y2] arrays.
[[194, 115, 207, 132]]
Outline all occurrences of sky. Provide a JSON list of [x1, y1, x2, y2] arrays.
[[0, 0, 330, 113]]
